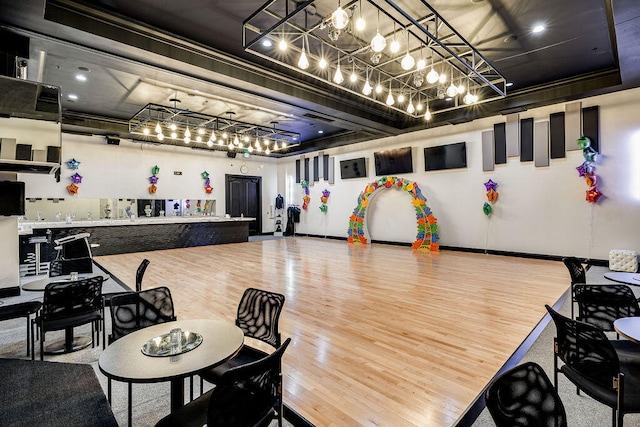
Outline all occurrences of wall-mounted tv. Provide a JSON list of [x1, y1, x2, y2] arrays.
[[340, 157, 367, 179], [374, 147, 413, 176], [424, 142, 467, 171], [0, 181, 25, 216]]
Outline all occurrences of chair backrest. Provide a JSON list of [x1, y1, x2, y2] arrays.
[[575, 284, 640, 332], [42, 276, 104, 323], [562, 257, 586, 284], [236, 288, 285, 348], [485, 361, 567, 427], [545, 304, 620, 390], [109, 286, 176, 343], [207, 338, 291, 427], [135, 259, 150, 292], [49, 257, 94, 277]]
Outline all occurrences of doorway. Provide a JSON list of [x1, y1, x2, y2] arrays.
[[225, 174, 261, 235]]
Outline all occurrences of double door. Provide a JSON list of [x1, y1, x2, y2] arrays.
[[225, 175, 261, 236]]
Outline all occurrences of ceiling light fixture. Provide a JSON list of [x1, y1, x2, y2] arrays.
[[244, 0, 506, 118], [129, 102, 300, 156]]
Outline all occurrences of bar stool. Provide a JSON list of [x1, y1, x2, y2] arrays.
[[28, 235, 49, 275]]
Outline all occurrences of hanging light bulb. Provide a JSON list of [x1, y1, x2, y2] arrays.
[[248, 145, 254, 153], [298, 34, 309, 70], [228, 141, 234, 150], [243, 135, 250, 143], [416, 102, 423, 111], [390, 39, 400, 54], [183, 136, 190, 144], [184, 127, 191, 138], [407, 97, 415, 114], [278, 37, 287, 51], [350, 63, 358, 83], [375, 83, 383, 94], [170, 123, 177, 131], [157, 133, 164, 141], [400, 31, 414, 70], [273, 142, 280, 151], [154, 122, 162, 134], [426, 57, 439, 84], [362, 69, 372, 95], [370, 10, 386, 53], [319, 57, 328, 69], [439, 72, 447, 84], [397, 93, 405, 103], [446, 82, 458, 97], [207, 139, 213, 147], [198, 127, 205, 135], [210, 130, 217, 143], [424, 97, 432, 120], [281, 142, 287, 149], [222, 131, 228, 139], [196, 136, 202, 143], [233, 134, 240, 145], [143, 128, 150, 135], [457, 82, 466, 94], [217, 139, 224, 146], [333, 54, 344, 84], [355, 0, 365, 31], [331, 3, 349, 30], [298, 46, 309, 70], [463, 88, 474, 104], [255, 137, 261, 149], [170, 132, 178, 139], [265, 147, 271, 155], [386, 84, 395, 106]]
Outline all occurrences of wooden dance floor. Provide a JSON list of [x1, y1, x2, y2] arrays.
[[95, 237, 569, 426]]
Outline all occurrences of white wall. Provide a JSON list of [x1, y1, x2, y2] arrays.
[[19, 134, 279, 232], [278, 87, 640, 260]]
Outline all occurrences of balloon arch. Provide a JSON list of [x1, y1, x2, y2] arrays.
[[347, 176, 439, 251]]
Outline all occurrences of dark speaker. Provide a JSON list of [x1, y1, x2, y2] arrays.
[[106, 136, 120, 145], [15, 144, 31, 161], [47, 146, 61, 163], [227, 151, 237, 158]]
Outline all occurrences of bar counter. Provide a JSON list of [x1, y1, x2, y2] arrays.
[[19, 216, 253, 259]]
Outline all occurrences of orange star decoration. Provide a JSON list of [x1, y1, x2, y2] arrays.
[[149, 184, 157, 194], [486, 189, 498, 202], [66, 183, 79, 195]]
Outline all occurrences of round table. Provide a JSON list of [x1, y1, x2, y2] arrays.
[[21, 273, 109, 292], [614, 317, 640, 344], [99, 318, 243, 423]]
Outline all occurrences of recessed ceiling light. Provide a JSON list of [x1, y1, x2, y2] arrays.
[[67, 94, 78, 100], [506, 82, 514, 87], [262, 39, 272, 47], [318, 130, 324, 134], [75, 74, 87, 82], [532, 24, 545, 33]]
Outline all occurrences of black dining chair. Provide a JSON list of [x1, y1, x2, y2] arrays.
[[546, 304, 640, 427], [156, 338, 291, 427], [485, 361, 567, 427], [33, 276, 104, 361], [107, 286, 176, 427], [199, 287, 286, 426], [574, 283, 640, 336], [0, 300, 42, 359]]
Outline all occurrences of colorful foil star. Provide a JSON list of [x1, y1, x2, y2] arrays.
[[149, 175, 159, 184], [151, 165, 160, 175], [205, 185, 213, 194], [577, 135, 591, 150], [71, 172, 83, 184], [149, 184, 157, 194], [484, 179, 498, 191], [483, 202, 492, 216], [486, 189, 498, 202], [66, 158, 81, 169], [583, 147, 599, 163], [586, 187, 603, 203], [201, 171, 209, 179], [576, 162, 594, 177], [67, 183, 79, 195]]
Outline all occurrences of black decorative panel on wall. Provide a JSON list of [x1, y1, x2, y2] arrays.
[[323, 154, 329, 180], [520, 118, 534, 162], [304, 157, 310, 181], [494, 123, 507, 164], [550, 112, 566, 159], [313, 156, 320, 181], [582, 106, 600, 152], [295, 159, 300, 183]]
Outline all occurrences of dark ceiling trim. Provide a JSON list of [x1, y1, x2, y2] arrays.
[[43, 0, 404, 136]]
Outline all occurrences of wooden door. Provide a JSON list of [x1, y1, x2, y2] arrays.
[[225, 175, 261, 235]]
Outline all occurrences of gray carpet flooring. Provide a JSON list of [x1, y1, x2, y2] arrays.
[[471, 266, 640, 427], [0, 266, 292, 427]]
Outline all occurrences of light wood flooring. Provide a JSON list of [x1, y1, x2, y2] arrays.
[[94, 237, 569, 427]]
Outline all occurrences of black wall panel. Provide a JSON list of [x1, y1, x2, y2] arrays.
[[520, 118, 534, 162], [313, 156, 319, 181], [550, 112, 565, 159], [295, 159, 300, 183], [304, 157, 310, 182], [494, 123, 507, 164], [582, 106, 600, 152], [323, 154, 329, 180]]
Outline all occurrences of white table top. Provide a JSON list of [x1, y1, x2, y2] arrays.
[[21, 273, 109, 291], [604, 271, 640, 286], [98, 319, 243, 383], [614, 317, 640, 344]]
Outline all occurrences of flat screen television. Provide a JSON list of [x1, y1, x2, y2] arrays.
[[374, 147, 413, 176], [340, 157, 367, 179], [424, 142, 467, 171], [0, 181, 25, 216]]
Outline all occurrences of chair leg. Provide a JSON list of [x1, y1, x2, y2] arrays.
[[108, 378, 112, 404], [25, 316, 30, 357], [39, 328, 44, 361], [128, 383, 133, 427]]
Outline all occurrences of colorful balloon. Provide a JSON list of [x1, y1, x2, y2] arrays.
[[201, 171, 209, 179], [205, 185, 213, 194], [149, 184, 157, 194], [71, 172, 83, 184], [585, 173, 598, 187], [66, 183, 79, 195], [151, 165, 160, 174], [583, 147, 599, 163], [577, 135, 591, 150], [66, 158, 81, 169], [149, 175, 159, 184], [486, 189, 498, 202], [576, 162, 594, 177], [483, 202, 492, 216], [484, 179, 498, 191], [586, 187, 603, 203]]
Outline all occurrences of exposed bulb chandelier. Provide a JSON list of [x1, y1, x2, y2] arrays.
[[243, 0, 506, 119], [129, 102, 300, 156]]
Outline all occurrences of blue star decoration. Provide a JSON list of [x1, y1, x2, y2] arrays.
[[71, 172, 83, 184], [66, 158, 81, 169]]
